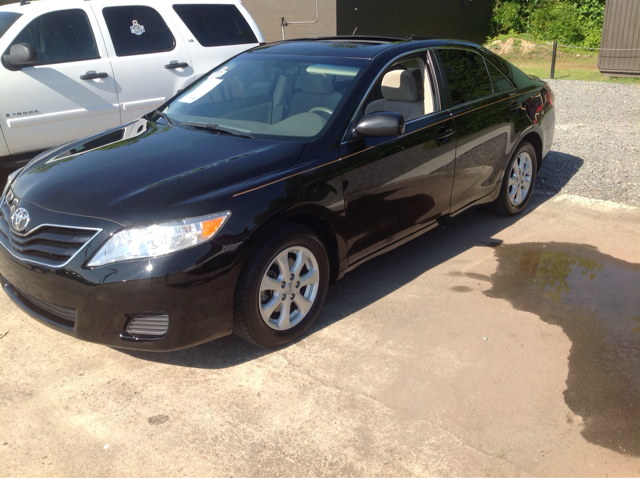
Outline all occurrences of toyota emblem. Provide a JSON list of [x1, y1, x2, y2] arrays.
[[11, 207, 30, 232]]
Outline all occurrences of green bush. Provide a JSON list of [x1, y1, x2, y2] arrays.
[[493, 1, 524, 34], [491, 0, 606, 48], [530, 2, 585, 44]]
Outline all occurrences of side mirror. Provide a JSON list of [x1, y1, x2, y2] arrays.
[[3, 43, 37, 69], [355, 112, 405, 137]]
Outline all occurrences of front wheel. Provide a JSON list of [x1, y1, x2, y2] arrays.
[[233, 224, 329, 347], [488, 142, 537, 216]]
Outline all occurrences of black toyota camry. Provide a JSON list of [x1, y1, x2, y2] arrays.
[[0, 36, 555, 350]]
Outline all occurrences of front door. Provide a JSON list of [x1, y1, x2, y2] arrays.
[[341, 55, 456, 265], [0, 7, 120, 155], [92, 3, 194, 124]]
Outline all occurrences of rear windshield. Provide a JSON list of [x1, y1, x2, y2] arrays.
[[165, 53, 366, 140], [0, 12, 21, 39], [173, 4, 257, 46]]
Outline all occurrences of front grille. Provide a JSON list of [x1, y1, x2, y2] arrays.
[[1, 276, 77, 329], [0, 213, 99, 268], [18, 288, 77, 326]]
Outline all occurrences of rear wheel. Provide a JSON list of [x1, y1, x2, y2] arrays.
[[233, 224, 329, 347], [488, 142, 537, 216]]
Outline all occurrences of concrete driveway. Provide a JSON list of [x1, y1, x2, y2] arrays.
[[1, 193, 639, 477]]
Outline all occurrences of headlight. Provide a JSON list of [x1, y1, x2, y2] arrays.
[[87, 211, 231, 267], [1, 167, 23, 207]]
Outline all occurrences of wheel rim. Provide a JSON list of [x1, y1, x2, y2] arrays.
[[258, 246, 320, 331], [508, 152, 533, 206]]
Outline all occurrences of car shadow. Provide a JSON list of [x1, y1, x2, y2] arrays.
[[118, 151, 583, 369]]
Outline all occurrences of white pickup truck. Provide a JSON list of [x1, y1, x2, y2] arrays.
[[0, 0, 264, 159]]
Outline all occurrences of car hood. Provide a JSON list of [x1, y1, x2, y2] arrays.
[[12, 119, 305, 226]]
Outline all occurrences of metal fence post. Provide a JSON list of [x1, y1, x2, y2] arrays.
[[550, 41, 557, 79]]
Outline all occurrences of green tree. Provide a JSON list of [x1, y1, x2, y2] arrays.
[[491, 0, 606, 48]]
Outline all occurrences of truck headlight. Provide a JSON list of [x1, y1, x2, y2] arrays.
[[87, 212, 230, 267]]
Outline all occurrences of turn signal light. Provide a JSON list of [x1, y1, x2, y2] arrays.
[[202, 216, 227, 238]]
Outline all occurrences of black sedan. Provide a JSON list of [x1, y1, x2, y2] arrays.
[[0, 36, 555, 350]]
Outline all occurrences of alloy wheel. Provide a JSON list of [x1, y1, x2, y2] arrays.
[[508, 152, 533, 206], [258, 246, 320, 331]]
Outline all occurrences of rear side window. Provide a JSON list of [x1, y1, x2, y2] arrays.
[[437, 49, 493, 106], [102, 6, 175, 56], [0, 12, 21, 40], [8, 9, 98, 65], [173, 4, 257, 47], [485, 61, 515, 93]]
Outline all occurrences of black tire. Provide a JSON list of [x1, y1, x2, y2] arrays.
[[233, 223, 329, 348], [487, 141, 538, 216]]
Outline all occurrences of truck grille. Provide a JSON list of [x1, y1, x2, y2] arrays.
[[0, 214, 100, 268]]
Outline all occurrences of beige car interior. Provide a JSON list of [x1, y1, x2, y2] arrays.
[[365, 57, 435, 122], [289, 71, 343, 116]]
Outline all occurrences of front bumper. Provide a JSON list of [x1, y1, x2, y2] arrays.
[[0, 253, 237, 351], [0, 204, 239, 351]]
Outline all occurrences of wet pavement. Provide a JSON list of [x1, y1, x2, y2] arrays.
[[478, 242, 640, 456]]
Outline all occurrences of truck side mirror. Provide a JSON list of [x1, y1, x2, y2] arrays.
[[3, 43, 37, 69]]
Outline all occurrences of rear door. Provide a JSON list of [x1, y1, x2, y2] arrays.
[[93, 2, 194, 123], [1, 6, 120, 155], [435, 48, 520, 211]]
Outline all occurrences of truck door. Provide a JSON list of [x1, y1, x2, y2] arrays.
[[92, 3, 194, 124], [0, 6, 120, 155]]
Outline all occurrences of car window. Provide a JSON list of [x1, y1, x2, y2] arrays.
[[173, 4, 257, 47], [164, 54, 365, 140], [485, 61, 515, 94], [0, 12, 21, 40], [437, 49, 493, 106], [362, 56, 435, 122], [102, 6, 175, 57], [7, 9, 98, 65]]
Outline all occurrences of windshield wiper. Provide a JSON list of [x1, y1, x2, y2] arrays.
[[147, 109, 176, 126], [180, 122, 254, 139]]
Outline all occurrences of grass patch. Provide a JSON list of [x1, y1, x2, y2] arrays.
[[485, 37, 640, 84]]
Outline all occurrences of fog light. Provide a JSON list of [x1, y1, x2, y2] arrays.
[[126, 314, 169, 337]]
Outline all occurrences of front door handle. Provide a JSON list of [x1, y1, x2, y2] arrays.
[[80, 71, 108, 80], [434, 127, 454, 142], [165, 62, 189, 70]]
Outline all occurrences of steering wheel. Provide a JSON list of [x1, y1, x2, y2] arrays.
[[308, 106, 334, 117]]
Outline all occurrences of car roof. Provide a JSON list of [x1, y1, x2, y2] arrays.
[[252, 36, 481, 60]]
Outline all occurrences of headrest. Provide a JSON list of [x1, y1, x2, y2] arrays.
[[381, 70, 420, 102], [299, 72, 334, 95]]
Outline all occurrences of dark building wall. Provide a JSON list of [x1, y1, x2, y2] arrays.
[[336, 0, 493, 44], [598, 0, 640, 77]]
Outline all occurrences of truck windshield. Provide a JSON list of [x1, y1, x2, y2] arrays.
[[165, 53, 366, 140], [0, 12, 21, 39]]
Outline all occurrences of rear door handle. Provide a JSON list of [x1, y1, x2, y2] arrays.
[[165, 62, 189, 70], [434, 127, 454, 142], [80, 71, 108, 80]]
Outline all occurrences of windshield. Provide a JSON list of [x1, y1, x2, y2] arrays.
[[0, 12, 21, 39], [165, 53, 366, 140]]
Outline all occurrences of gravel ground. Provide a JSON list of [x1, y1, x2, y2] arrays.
[[536, 79, 640, 206]]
